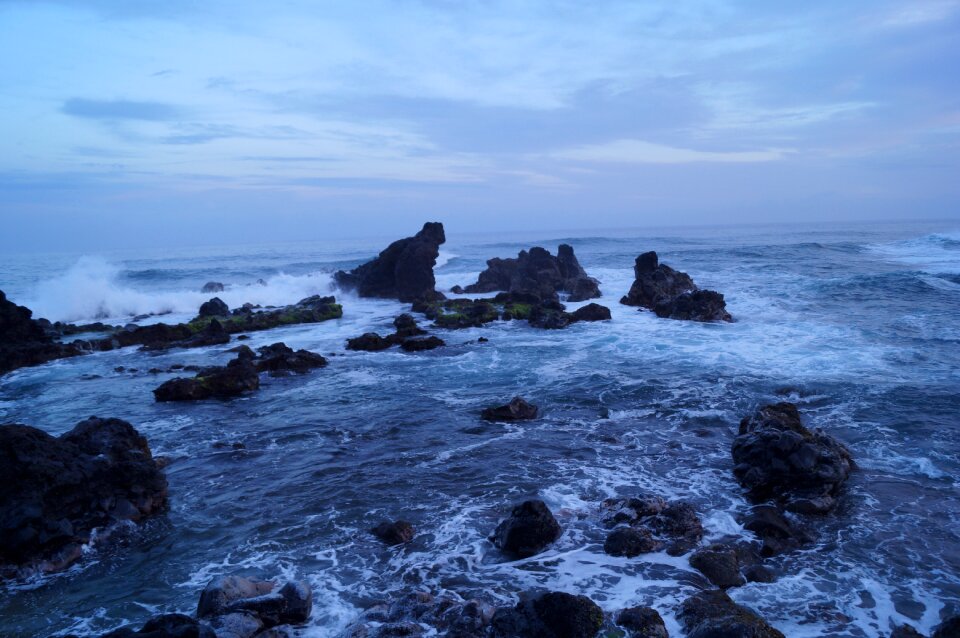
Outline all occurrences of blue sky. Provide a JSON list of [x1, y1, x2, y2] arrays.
[[1, 0, 958, 249]]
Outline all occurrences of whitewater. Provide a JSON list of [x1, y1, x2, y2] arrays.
[[0, 220, 958, 637]]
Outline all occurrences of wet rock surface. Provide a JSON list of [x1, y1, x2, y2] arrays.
[[489, 591, 604, 638], [489, 499, 562, 558], [0, 289, 83, 376], [620, 251, 732, 322], [371, 520, 415, 545], [481, 396, 539, 421], [616, 606, 669, 638], [677, 589, 785, 638]]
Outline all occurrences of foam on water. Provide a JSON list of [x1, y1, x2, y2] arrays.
[[869, 230, 960, 274]]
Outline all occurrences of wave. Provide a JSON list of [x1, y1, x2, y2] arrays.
[[23, 256, 336, 323], [868, 230, 960, 274]]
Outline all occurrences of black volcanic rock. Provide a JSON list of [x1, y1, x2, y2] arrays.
[[617, 606, 669, 638], [732, 403, 854, 514], [371, 520, 415, 545], [101, 613, 215, 637], [604, 526, 661, 557], [346, 332, 393, 352], [197, 574, 312, 628], [198, 297, 230, 318], [201, 281, 225, 293], [689, 543, 746, 589], [400, 336, 445, 351], [154, 356, 260, 402], [460, 244, 601, 302], [570, 302, 612, 322], [489, 499, 562, 558], [490, 591, 604, 638], [481, 396, 538, 421], [334, 222, 447, 302], [621, 251, 731, 322], [0, 417, 168, 577], [254, 342, 327, 375], [677, 590, 784, 638], [0, 290, 83, 376]]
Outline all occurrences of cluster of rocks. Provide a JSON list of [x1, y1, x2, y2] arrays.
[[620, 251, 732, 322], [346, 314, 445, 353], [413, 292, 611, 331], [452, 244, 601, 303], [0, 290, 84, 376], [0, 417, 168, 579], [153, 343, 327, 402]]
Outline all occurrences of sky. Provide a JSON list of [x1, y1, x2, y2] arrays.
[[0, 0, 959, 250]]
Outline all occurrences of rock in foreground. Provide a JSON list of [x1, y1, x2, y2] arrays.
[[620, 251, 732, 322], [490, 591, 604, 638], [0, 417, 168, 578], [489, 499, 562, 558], [0, 290, 83, 376], [678, 590, 784, 638]]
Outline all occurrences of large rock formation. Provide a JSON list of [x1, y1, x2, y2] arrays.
[[0, 290, 83, 376], [334, 222, 447, 302], [732, 403, 854, 514], [0, 417, 168, 577], [456, 244, 601, 302], [620, 251, 732, 322]]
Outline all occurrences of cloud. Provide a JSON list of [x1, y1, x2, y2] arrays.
[[61, 99, 180, 121], [546, 139, 786, 164], [878, 1, 959, 28]]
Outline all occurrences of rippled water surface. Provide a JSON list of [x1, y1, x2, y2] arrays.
[[1, 221, 958, 637]]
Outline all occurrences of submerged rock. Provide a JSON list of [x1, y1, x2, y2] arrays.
[[740, 504, 811, 556], [154, 357, 260, 402], [0, 289, 83, 376], [620, 251, 731, 322], [201, 281, 225, 293], [677, 590, 785, 638], [0, 417, 168, 577], [490, 591, 604, 638], [339, 592, 494, 638], [732, 403, 854, 513], [933, 616, 960, 638], [890, 624, 926, 638], [334, 222, 447, 302], [400, 336, 445, 352], [489, 499, 562, 558], [346, 315, 431, 352], [481, 396, 539, 421], [616, 606, 669, 638], [371, 520, 415, 545]]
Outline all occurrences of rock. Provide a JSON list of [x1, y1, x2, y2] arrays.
[[600, 495, 667, 527], [255, 342, 327, 375], [347, 333, 394, 352], [153, 354, 259, 402], [481, 397, 538, 421], [689, 544, 746, 589], [732, 403, 854, 513], [198, 297, 230, 318], [0, 417, 168, 576], [650, 502, 704, 554], [620, 251, 732, 322], [460, 244, 601, 302], [934, 616, 960, 638], [400, 336, 444, 352], [334, 222, 447, 302], [570, 303, 611, 322], [197, 575, 312, 628], [207, 612, 262, 638], [890, 625, 926, 638], [743, 564, 778, 583], [372, 520, 415, 545], [677, 590, 785, 638], [528, 305, 572, 330], [604, 526, 661, 557], [616, 606, 669, 638], [489, 499, 562, 558], [490, 591, 604, 638], [141, 318, 231, 352], [0, 290, 84, 376], [340, 593, 494, 638], [101, 613, 216, 637], [393, 314, 426, 338], [741, 505, 811, 556], [202, 281, 225, 293]]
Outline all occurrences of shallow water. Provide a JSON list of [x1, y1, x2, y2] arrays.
[[1, 220, 959, 637]]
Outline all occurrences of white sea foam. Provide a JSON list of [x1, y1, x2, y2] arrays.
[[868, 231, 960, 274]]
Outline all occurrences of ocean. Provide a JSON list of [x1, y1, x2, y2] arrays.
[[0, 220, 958, 637]]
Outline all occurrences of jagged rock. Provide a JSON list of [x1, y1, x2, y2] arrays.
[[347, 333, 394, 352], [677, 590, 785, 638], [201, 281, 225, 293], [460, 244, 600, 302], [489, 499, 562, 558], [604, 526, 661, 557], [732, 403, 854, 513], [650, 501, 704, 555], [372, 520, 415, 545], [254, 343, 327, 375], [0, 417, 168, 577], [198, 297, 230, 318], [153, 355, 260, 401], [101, 613, 216, 637], [741, 505, 811, 556], [481, 397, 538, 421], [400, 336, 444, 352], [570, 303, 611, 322], [334, 222, 447, 302], [197, 575, 312, 628], [392, 314, 426, 339], [601, 495, 667, 527], [620, 251, 731, 322], [616, 607, 669, 638], [689, 544, 746, 589], [490, 592, 603, 638], [0, 290, 83, 376]]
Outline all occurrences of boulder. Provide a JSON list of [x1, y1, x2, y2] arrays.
[[201, 281, 225, 293], [101, 613, 216, 637], [346, 333, 393, 352], [490, 591, 604, 638], [649, 501, 704, 555], [198, 297, 230, 318], [604, 526, 661, 557], [371, 520, 415, 545], [334, 222, 447, 302], [732, 403, 854, 513], [0, 417, 168, 576], [740, 505, 811, 556], [254, 343, 327, 375], [689, 544, 746, 589], [481, 397, 539, 421], [570, 303, 611, 322], [400, 336, 445, 352], [890, 625, 926, 638], [620, 252, 731, 322], [489, 499, 562, 558], [600, 495, 667, 527], [616, 607, 669, 638], [0, 290, 83, 376], [197, 575, 312, 627], [677, 590, 784, 638], [460, 244, 601, 302]]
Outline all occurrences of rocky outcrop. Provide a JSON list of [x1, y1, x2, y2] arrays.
[[732, 403, 854, 514], [371, 520, 414, 546], [346, 333, 394, 352], [458, 244, 601, 302], [253, 343, 328, 375], [481, 396, 538, 421], [0, 290, 84, 376], [570, 303, 612, 322], [334, 222, 447, 302], [677, 590, 784, 638], [346, 314, 435, 352], [601, 496, 703, 557], [198, 297, 230, 318], [934, 617, 960, 638], [0, 417, 168, 578], [201, 281, 225, 293], [489, 499, 562, 558], [490, 591, 604, 638], [620, 252, 731, 322], [399, 336, 445, 352], [616, 606, 669, 638]]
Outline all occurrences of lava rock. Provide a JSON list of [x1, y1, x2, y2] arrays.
[[255, 342, 327, 375], [616, 606, 669, 638], [481, 396, 539, 421], [741, 504, 811, 556], [0, 417, 168, 576], [153, 355, 260, 401], [392, 314, 426, 338], [890, 625, 926, 638], [490, 591, 604, 638], [334, 222, 447, 302], [934, 616, 960, 638], [347, 333, 394, 352], [655, 289, 732, 322], [400, 336, 445, 352], [650, 501, 704, 555], [197, 575, 312, 628], [0, 290, 84, 376], [372, 520, 415, 545], [489, 499, 562, 558], [601, 495, 667, 527], [198, 297, 230, 318], [570, 303, 612, 322], [101, 613, 216, 637], [689, 544, 746, 589], [201, 281, 225, 293], [604, 526, 661, 557], [677, 590, 785, 638], [460, 244, 601, 302], [620, 252, 731, 322], [732, 403, 854, 513]]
